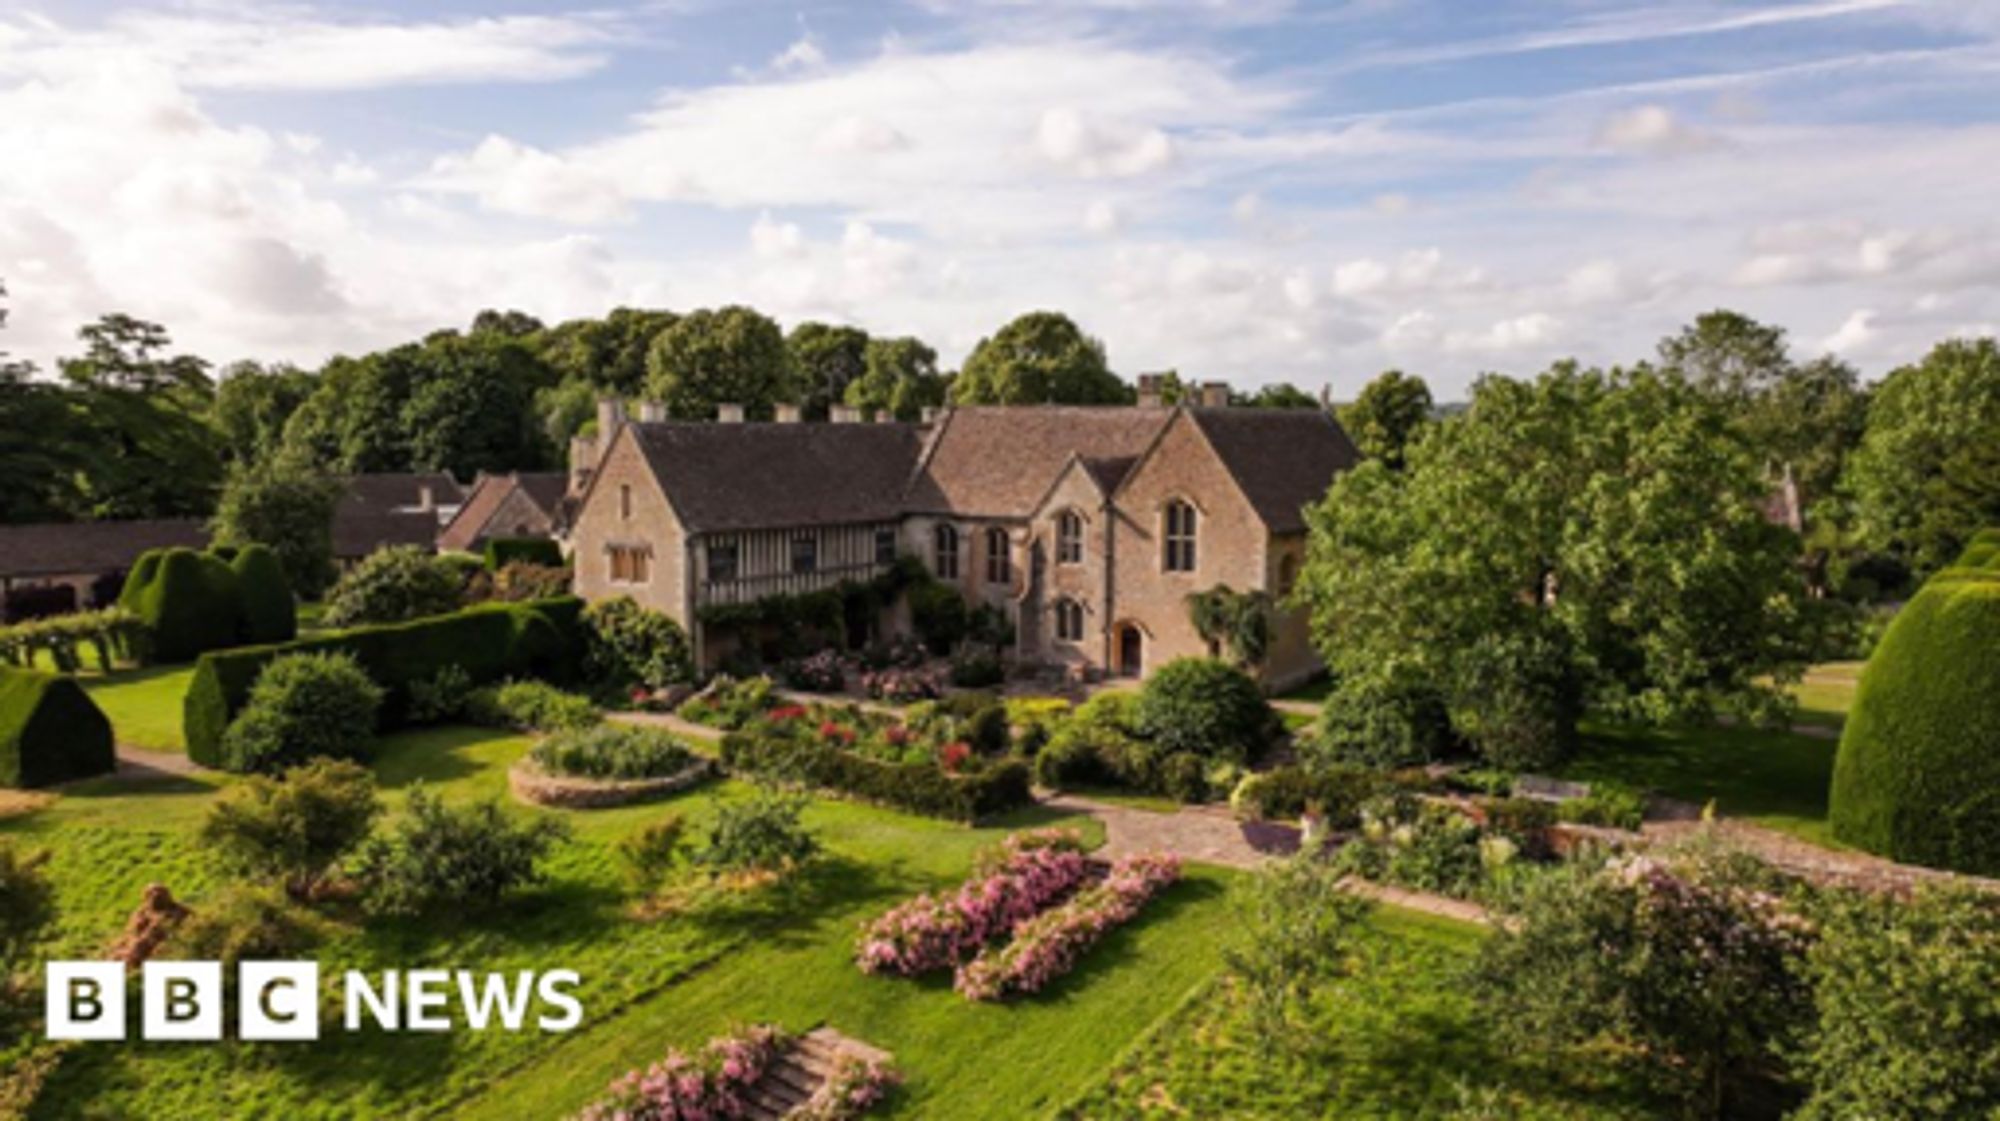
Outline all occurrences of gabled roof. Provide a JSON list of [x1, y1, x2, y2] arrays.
[[333, 510, 439, 559], [437, 472, 570, 552], [1182, 407, 1358, 533], [904, 407, 1172, 519], [632, 421, 925, 533], [0, 519, 208, 580]]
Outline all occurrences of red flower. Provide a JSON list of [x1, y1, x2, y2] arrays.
[[940, 742, 972, 773], [768, 705, 808, 722]]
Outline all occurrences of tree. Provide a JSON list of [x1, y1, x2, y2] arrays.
[[209, 456, 343, 598], [399, 331, 551, 476], [1297, 363, 1814, 767], [1241, 382, 1319, 409], [1337, 370, 1433, 469], [787, 322, 869, 420], [0, 281, 87, 523], [468, 308, 544, 338], [644, 305, 797, 420], [58, 315, 223, 519], [211, 361, 316, 464], [200, 758, 381, 900], [60, 312, 214, 402], [845, 336, 949, 420], [539, 307, 678, 396], [1658, 309, 1791, 403], [1847, 337, 2000, 574], [950, 312, 1128, 405]]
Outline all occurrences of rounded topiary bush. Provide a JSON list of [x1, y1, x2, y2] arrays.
[[136, 548, 244, 663], [1830, 562, 2000, 875], [231, 544, 298, 645], [221, 651, 384, 773], [1131, 657, 1278, 765], [322, 546, 464, 627]]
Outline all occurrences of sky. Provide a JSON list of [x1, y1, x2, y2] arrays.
[[2, 0, 1998, 397]]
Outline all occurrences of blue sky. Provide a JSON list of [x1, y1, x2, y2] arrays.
[[2, 0, 1997, 396]]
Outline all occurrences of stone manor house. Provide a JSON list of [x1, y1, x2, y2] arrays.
[[567, 390, 1359, 689]]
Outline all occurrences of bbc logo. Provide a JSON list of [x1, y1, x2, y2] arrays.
[[47, 961, 320, 1042]]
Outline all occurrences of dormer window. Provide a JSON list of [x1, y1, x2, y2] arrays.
[[1163, 499, 1197, 573], [1056, 510, 1083, 565]]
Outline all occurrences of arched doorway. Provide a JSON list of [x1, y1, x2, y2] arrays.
[[1115, 622, 1144, 678]]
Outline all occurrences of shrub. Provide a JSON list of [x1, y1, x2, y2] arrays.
[[779, 649, 845, 693], [1476, 848, 1813, 1118], [617, 814, 688, 894], [1004, 697, 1070, 755], [695, 783, 818, 874], [722, 729, 1033, 823], [1830, 556, 2000, 873], [954, 852, 1181, 1001], [949, 652, 1004, 688], [220, 651, 384, 773], [467, 562, 570, 604], [1223, 847, 1374, 1057], [0, 666, 115, 788], [1794, 887, 2000, 1119], [230, 544, 297, 645], [906, 694, 1009, 757], [582, 596, 694, 690], [482, 537, 563, 571], [129, 548, 243, 663], [1227, 764, 1399, 827], [161, 885, 332, 969], [200, 758, 381, 900], [0, 843, 54, 983], [1333, 794, 1489, 898], [357, 788, 568, 916], [530, 724, 696, 781], [1132, 657, 1278, 765], [405, 665, 474, 723], [856, 829, 1091, 976], [910, 582, 969, 655], [1557, 781, 1647, 831], [675, 675, 775, 730], [322, 546, 464, 627], [1305, 674, 1455, 769], [183, 598, 584, 765], [574, 1025, 788, 1121], [860, 664, 946, 702], [1159, 752, 1208, 803], [462, 679, 599, 733]]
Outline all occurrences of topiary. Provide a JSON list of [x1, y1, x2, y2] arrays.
[[1132, 657, 1279, 765], [1830, 550, 2000, 874], [0, 666, 115, 788], [220, 651, 384, 774], [322, 545, 464, 627], [134, 548, 243, 663], [231, 544, 297, 645]]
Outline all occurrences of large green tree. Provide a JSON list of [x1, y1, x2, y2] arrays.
[[209, 455, 344, 597], [644, 305, 797, 420], [0, 281, 87, 523], [950, 311, 1128, 405], [1297, 363, 1813, 767], [1845, 337, 2000, 574], [58, 314, 223, 519], [786, 321, 870, 420], [211, 360, 316, 464], [1241, 382, 1319, 409], [844, 336, 949, 420], [538, 307, 678, 396], [1337, 370, 1433, 469]]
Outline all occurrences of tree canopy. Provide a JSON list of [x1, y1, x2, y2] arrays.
[[845, 335, 949, 420], [644, 305, 797, 420], [1337, 370, 1433, 468], [786, 322, 870, 420], [950, 311, 1129, 406]]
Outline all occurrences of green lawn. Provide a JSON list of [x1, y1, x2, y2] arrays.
[[1562, 723, 1841, 847], [77, 664, 196, 753], [1275, 674, 1332, 705], [3, 718, 1258, 1120], [1787, 661, 1861, 729]]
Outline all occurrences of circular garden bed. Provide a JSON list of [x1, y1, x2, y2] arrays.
[[508, 755, 714, 809], [508, 723, 715, 809]]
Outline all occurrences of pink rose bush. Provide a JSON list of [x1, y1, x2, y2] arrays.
[[791, 1051, 902, 1120], [954, 851, 1181, 1002], [855, 828, 1090, 976], [572, 1023, 788, 1121]]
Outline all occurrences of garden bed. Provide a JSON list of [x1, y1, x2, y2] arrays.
[[506, 755, 715, 809]]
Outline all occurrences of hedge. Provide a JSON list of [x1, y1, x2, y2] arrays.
[[1830, 544, 2000, 875], [127, 548, 242, 663], [483, 537, 564, 571], [184, 597, 584, 768], [231, 545, 297, 645], [0, 666, 115, 788], [720, 730, 1033, 823]]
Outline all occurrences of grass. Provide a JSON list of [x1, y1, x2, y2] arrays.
[[1786, 661, 1861, 729], [77, 664, 196, 753], [1562, 723, 1841, 847], [3, 715, 1247, 1120]]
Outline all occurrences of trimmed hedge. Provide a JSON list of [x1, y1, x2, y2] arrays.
[[721, 730, 1033, 823], [483, 537, 564, 571], [232, 545, 297, 645], [184, 598, 584, 768], [1830, 542, 2000, 875], [0, 666, 115, 788], [130, 548, 242, 663]]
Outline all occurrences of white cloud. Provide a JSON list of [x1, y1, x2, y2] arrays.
[[1084, 200, 1124, 234], [771, 36, 826, 73], [1592, 105, 1720, 155], [1823, 308, 1877, 354]]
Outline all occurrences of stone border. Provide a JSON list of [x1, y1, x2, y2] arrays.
[[508, 756, 715, 809]]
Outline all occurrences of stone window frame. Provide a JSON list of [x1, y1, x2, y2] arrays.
[[985, 526, 1011, 585], [1162, 497, 1199, 573], [607, 543, 650, 585], [934, 523, 960, 579], [1054, 596, 1085, 643], [1055, 509, 1084, 565]]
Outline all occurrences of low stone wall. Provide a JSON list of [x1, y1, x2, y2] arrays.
[[508, 756, 715, 809]]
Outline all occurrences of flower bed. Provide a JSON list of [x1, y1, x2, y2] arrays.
[[529, 724, 699, 780], [571, 1023, 787, 1121], [856, 828, 1091, 976], [954, 851, 1182, 1001], [794, 1051, 902, 1120], [674, 675, 777, 730], [508, 755, 714, 810], [722, 716, 1033, 823]]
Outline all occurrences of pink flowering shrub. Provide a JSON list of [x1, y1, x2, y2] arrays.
[[954, 851, 1182, 1001], [855, 828, 1090, 976], [860, 665, 947, 703], [791, 1051, 902, 1120], [572, 1023, 788, 1121]]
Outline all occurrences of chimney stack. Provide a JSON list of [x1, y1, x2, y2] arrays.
[[596, 397, 627, 438], [920, 406, 942, 424], [716, 403, 745, 423], [1198, 381, 1231, 409], [1136, 373, 1164, 409], [774, 403, 802, 423], [638, 401, 666, 423], [829, 404, 862, 423]]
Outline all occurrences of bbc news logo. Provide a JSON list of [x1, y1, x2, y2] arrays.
[[45, 962, 583, 1041]]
